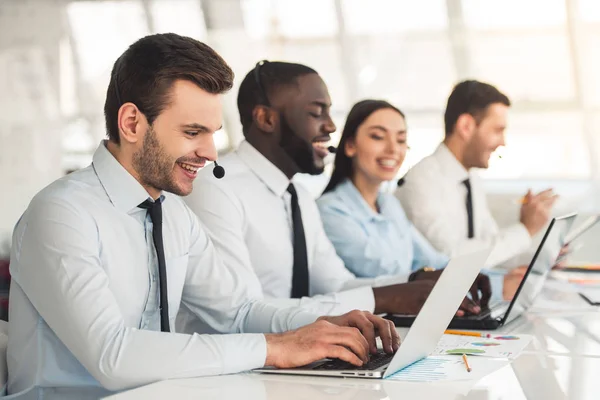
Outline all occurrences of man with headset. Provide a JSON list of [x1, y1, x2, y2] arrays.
[[7, 37, 400, 396], [182, 61, 493, 334]]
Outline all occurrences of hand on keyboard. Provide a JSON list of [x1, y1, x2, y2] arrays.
[[314, 350, 395, 371], [318, 310, 400, 354]]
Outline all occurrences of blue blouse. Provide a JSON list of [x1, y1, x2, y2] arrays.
[[317, 179, 449, 280]]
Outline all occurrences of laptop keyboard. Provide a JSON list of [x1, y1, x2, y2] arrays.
[[312, 351, 394, 371]]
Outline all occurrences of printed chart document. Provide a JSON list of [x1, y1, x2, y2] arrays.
[[385, 356, 509, 384], [431, 334, 534, 359], [386, 334, 532, 385]]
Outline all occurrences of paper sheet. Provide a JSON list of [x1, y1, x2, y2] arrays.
[[385, 355, 509, 383], [431, 334, 533, 359]]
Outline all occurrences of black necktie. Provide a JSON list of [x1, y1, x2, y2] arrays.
[[462, 179, 475, 239], [287, 184, 309, 298], [139, 199, 170, 332]]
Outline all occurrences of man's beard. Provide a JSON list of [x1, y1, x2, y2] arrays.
[[279, 116, 324, 176], [132, 125, 183, 196]]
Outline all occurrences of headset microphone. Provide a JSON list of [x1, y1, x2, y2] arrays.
[[212, 161, 225, 179], [327, 146, 337, 154]]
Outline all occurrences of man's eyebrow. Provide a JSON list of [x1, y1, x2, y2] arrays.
[[180, 123, 223, 132], [309, 101, 331, 108]]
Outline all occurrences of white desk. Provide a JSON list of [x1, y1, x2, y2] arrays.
[[16, 234, 600, 400], [104, 285, 600, 400], [102, 353, 600, 400]]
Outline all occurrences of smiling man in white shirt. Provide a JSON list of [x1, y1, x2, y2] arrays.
[[395, 80, 557, 270], [6, 35, 399, 396], [183, 62, 492, 329]]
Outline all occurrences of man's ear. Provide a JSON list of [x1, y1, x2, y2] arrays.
[[455, 113, 476, 142], [117, 102, 147, 144], [252, 106, 279, 134]]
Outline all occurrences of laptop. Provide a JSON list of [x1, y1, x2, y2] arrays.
[[386, 214, 576, 330], [254, 248, 491, 379]]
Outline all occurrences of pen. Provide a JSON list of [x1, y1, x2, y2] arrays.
[[462, 354, 472, 373], [444, 329, 491, 338]]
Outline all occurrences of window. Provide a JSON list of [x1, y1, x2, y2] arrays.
[[462, 0, 566, 29], [480, 112, 590, 179], [149, 0, 207, 39], [67, 1, 149, 82], [341, 0, 448, 35], [241, 0, 338, 39], [353, 36, 456, 109], [468, 34, 576, 102], [578, 0, 600, 23]]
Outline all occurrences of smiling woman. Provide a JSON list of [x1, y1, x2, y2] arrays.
[[317, 99, 450, 279]]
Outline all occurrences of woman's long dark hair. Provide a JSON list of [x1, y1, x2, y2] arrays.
[[322, 99, 405, 194]]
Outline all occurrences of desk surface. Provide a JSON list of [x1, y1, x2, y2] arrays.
[[103, 353, 600, 400], [18, 237, 600, 400], [105, 285, 600, 400]]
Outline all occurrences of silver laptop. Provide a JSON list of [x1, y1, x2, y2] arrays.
[[255, 248, 491, 379]]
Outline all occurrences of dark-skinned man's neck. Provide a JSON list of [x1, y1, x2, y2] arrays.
[[246, 129, 299, 180]]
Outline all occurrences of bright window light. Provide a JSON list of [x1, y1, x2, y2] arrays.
[[354, 37, 456, 109], [462, 0, 566, 30], [579, 0, 600, 22], [469, 34, 576, 102], [241, 0, 338, 39], [481, 112, 590, 179], [149, 0, 207, 39], [67, 1, 149, 81], [341, 0, 448, 35]]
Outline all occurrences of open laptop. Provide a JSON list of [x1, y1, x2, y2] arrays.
[[386, 214, 576, 330], [254, 248, 491, 379]]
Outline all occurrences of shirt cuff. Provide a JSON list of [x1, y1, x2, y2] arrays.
[[334, 286, 376, 313], [286, 311, 320, 330], [510, 223, 533, 246], [216, 333, 269, 374]]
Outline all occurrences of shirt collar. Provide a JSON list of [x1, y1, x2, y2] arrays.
[[92, 140, 160, 213], [337, 179, 387, 223], [434, 143, 470, 183], [236, 140, 291, 197]]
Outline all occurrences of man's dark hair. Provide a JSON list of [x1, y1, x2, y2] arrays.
[[104, 33, 234, 144], [237, 61, 317, 135], [444, 80, 511, 136]]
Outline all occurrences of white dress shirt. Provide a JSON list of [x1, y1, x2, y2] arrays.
[[7, 141, 318, 395], [182, 141, 405, 327], [395, 143, 532, 268]]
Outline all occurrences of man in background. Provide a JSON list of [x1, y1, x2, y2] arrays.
[[396, 80, 557, 269]]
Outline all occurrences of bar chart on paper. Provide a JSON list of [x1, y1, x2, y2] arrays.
[[387, 357, 451, 382], [386, 356, 509, 383]]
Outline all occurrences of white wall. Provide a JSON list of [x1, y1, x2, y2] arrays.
[[0, 1, 65, 242]]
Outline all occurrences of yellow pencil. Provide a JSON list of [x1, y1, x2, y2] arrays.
[[444, 329, 491, 338], [462, 354, 472, 373]]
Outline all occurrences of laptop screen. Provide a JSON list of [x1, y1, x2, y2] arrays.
[[501, 214, 576, 325]]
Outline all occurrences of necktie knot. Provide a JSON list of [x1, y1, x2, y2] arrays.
[[139, 199, 163, 225], [287, 183, 297, 197], [462, 178, 471, 190]]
